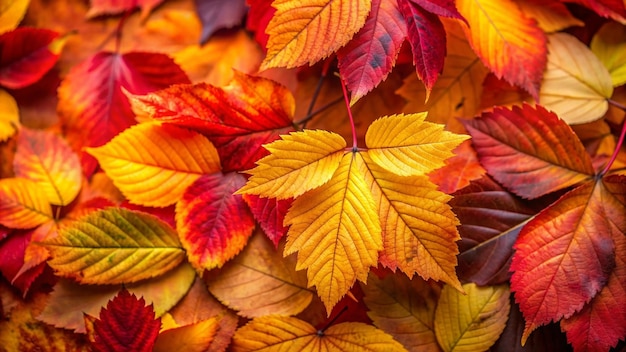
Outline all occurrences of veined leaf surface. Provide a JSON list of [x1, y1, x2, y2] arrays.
[[0, 177, 53, 229]]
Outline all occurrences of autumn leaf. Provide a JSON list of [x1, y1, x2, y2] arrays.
[[86, 0, 164, 19], [361, 273, 440, 351], [463, 104, 595, 199], [569, 0, 626, 23], [591, 21, 626, 87], [428, 140, 486, 194], [245, 0, 275, 49], [0, 0, 30, 34], [153, 316, 219, 352], [58, 51, 190, 175], [0, 229, 47, 296], [176, 172, 255, 271], [0, 27, 64, 89], [337, 0, 407, 104], [540, 33, 614, 124], [510, 176, 625, 344], [242, 195, 291, 246], [260, 0, 372, 69], [0, 88, 19, 142], [456, 0, 547, 100], [85, 289, 161, 352], [14, 127, 81, 206], [129, 71, 295, 171], [232, 315, 407, 351], [41, 208, 185, 285], [516, 0, 584, 33], [86, 122, 221, 207], [195, 0, 246, 43], [205, 231, 313, 317], [434, 283, 510, 352], [0, 177, 53, 229]]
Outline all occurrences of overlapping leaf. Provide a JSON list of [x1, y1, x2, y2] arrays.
[[540, 33, 614, 124], [153, 316, 219, 352], [41, 208, 185, 285], [195, 0, 246, 43], [591, 21, 626, 87], [0, 177, 52, 229], [232, 315, 407, 351], [0, 0, 30, 33], [428, 141, 486, 194], [434, 283, 510, 351], [242, 195, 291, 246], [0, 229, 47, 296], [14, 128, 81, 206], [86, 123, 221, 207], [176, 172, 255, 271], [205, 231, 313, 317], [516, 0, 583, 33], [456, 0, 547, 99], [86, 0, 164, 19], [260, 0, 372, 69], [129, 72, 295, 171], [463, 104, 595, 199], [0, 88, 19, 142], [337, 0, 407, 104]]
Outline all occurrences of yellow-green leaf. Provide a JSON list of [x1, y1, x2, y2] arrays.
[[0, 177, 53, 229], [0, 88, 19, 142], [591, 21, 626, 87], [232, 315, 407, 352], [41, 208, 185, 285], [261, 0, 372, 69], [86, 122, 221, 207], [361, 153, 462, 291], [238, 129, 346, 199], [284, 152, 382, 312], [540, 33, 614, 124], [365, 113, 469, 176], [0, 0, 30, 34], [434, 283, 510, 352]]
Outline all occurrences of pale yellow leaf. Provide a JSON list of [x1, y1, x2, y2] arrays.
[[361, 153, 462, 291], [0, 177, 53, 229], [0, 89, 19, 142], [284, 152, 382, 312], [434, 283, 510, 352], [86, 122, 221, 207], [365, 114, 469, 176], [591, 21, 626, 87], [238, 129, 346, 199], [0, 0, 30, 33], [261, 0, 372, 69], [540, 33, 614, 124], [232, 315, 407, 352]]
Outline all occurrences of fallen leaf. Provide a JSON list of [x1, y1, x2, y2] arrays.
[[515, 0, 584, 33], [87, 0, 165, 19], [0, 229, 46, 296], [242, 195, 291, 246], [153, 316, 219, 352], [591, 21, 626, 87], [195, 0, 246, 43], [0, 88, 19, 142], [0, 178, 53, 229], [0, 0, 30, 34], [428, 140, 486, 194]]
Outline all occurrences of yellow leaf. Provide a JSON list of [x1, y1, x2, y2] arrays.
[[0, 177, 53, 229], [434, 283, 510, 352], [361, 153, 462, 291], [86, 122, 221, 207], [238, 129, 346, 200], [365, 114, 469, 176], [41, 208, 185, 285], [14, 128, 82, 206], [232, 315, 407, 352], [261, 0, 372, 69], [205, 231, 313, 318], [540, 33, 614, 124], [0, 89, 19, 142], [515, 1, 583, 33], [0, 0, 30, 34], [153, 317, 219, 352], [284, 152, 382, 312], [591, 21, 626, 87]]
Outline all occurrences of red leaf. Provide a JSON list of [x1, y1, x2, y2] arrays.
[[510, 177, 622, 343], [566, 0, 626, 22], [0, 230, 46, 296], [245, 0, 276, 50], [130, 71, 294, 171], [242, 194, 292, 247], [176, 172, 255, 271], [411, 0, 466, 22], [450, 176, 535, 285], [195, 0, 247, 43], [397, 0, 446, 98], [0, 28, 61, 89], [58, 51, 190, 175], [428, 140, 486, 194], [337, 0, 407, 104], [87, 289, 161, 352], [463, 104, 595, 199], [87, 0, 164, 18]]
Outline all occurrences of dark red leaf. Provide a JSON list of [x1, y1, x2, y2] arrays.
[[411, 0, 466, 22], [565, 0, 626, 22], [242, 195, 291, 247], [195, 0, 247, 43], [0, 230, 46, 296], [245, 0, 276, 50], [0, 27, 61, 89]]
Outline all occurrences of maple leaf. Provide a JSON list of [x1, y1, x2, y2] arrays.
[[260, 0, 372, 69], [591, 21, 626, 87], [463, 104, 595, 199], [195, 0, 246, 43], [0, 177, 53, 229], [85, 289, 161, 352], [0, 0, 30, 34], [336, 0, 407, 104], [58, 51, 190, 175], [0, 27, 65, 90], [232, 315, 407, 351], [456, 0, 547, 100]]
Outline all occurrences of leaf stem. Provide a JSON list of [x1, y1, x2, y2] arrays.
[[338, 74, 358, 150], [600, 117, 626, 176], [114, 10, 132, 53], [609, 98, 626, 112], [295, 96, 343, 126], [317, 305, 348, 335]]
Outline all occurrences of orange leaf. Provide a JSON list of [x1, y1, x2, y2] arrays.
[[153, 317, 219, 352], [516, 0, 583, 33], [87, 0, 164, 19], [0, 0, 30, 34], [0, 178, 52, 229], [232, 315, 407, 351], [86, 123, 221, 207], [456, 0, 547, 99], [0, 88, 19, 142], [14, 127, 81, 206], [261, 0, 372, 69]]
